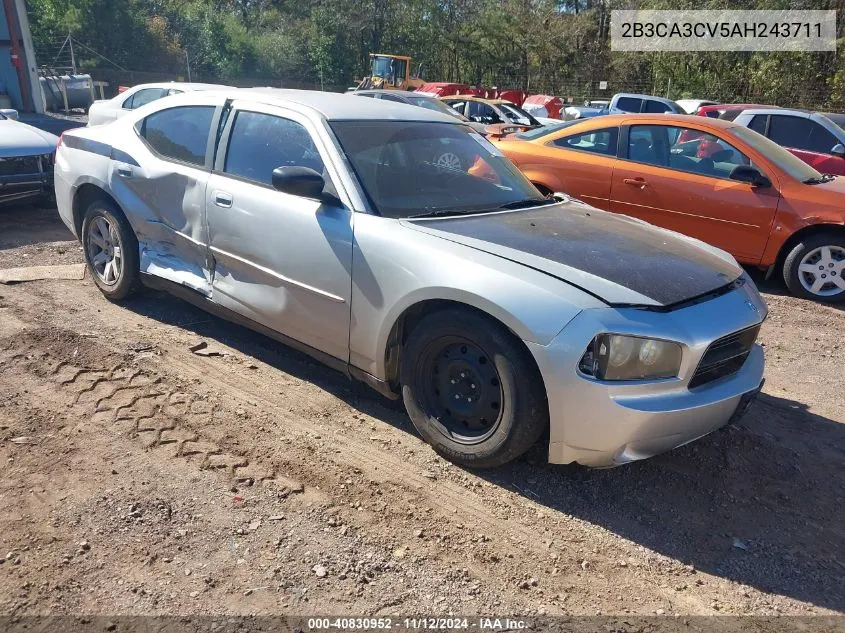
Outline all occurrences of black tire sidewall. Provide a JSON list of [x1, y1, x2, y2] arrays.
[[783, 233, 845, 303], [400, 308, 548, 468], [81, 200, 139, 301]]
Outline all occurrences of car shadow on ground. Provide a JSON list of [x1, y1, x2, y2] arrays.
[[125, 289, 845, 613], [747, 267, 844, 313], [0, 203, 73, 250]]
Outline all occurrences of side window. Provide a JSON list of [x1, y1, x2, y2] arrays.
[[380, 93, 405, 103], [552, 127, 618, 156], [139, 106, 214, 166], [748, 115, 768, 135], [644, 99, 672, 114], [615, 97, 642, 113], [124, 88, 165, 110], [356, 93, 376, 98], [627, 125, 666, 166], [667, 126, 751, 178], [805, 122, 839, 154], [768, 115, 814, 149], [445, 100, 466, 115], [224, 111, 325, 188], [467, 101, 501, 123]]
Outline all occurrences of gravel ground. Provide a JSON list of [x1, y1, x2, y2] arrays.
[[0, 203, 842, 624]]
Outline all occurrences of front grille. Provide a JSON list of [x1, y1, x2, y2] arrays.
[[689, 324, 760, 389], [0, 155, 41, 176]]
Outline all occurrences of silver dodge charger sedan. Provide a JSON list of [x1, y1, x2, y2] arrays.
[[54, 88, 766, 468]]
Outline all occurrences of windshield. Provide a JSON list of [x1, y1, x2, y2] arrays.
[[821, 112, 845, 133], [371, 56, 393, 78], [516, 120, 581, 140], [0, 112, 6, 120], [406, 95, 469, 121], [729, 125, 824, 182], [499, 104, 540, 126], [330, 121, 547, 219]]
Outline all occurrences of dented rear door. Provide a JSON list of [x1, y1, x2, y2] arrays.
[[111, 102, 222, 295]]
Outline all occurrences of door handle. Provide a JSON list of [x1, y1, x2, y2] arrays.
[[623, 178, 648, 188], [214, 191, 233, 208], [116, 165, 132, 178]]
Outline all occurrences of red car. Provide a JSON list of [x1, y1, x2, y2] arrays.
[[695, 103, 778, 120], [733, 108, 845, 176]]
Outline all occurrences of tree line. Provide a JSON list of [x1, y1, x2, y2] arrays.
[[26, 0, 845, 109]]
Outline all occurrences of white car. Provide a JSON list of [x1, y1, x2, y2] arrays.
[[87, 82, 228, 126], [0, 109, 59, 204]]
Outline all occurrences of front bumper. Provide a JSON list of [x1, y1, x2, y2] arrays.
[[0, 155, 54, 204], [529, 279, 767, 467]]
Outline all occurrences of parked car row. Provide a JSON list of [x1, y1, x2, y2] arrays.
[[55, 88, 768, 469]]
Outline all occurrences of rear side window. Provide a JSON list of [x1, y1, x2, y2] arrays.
[[552, 127, 618, 156], [380, 93, 405, 103], [124, 88, 165, 110], [767, 115, 814, 150], [643, 99, 672, 113], [138, 106, 215, 167], [615, 97, 642, 113], [224, 111, 325, 187], [467, 101, 501, 123], [627, 125, 666, 166], [748, 115, 768, 135]]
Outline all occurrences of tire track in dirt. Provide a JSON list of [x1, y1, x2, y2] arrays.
[[0, 334, 304, 496]]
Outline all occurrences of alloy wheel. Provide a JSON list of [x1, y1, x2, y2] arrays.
[[85, 214, 123, 286], [797, 245, 845, 297]]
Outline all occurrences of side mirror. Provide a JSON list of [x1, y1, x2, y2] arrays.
[[0, 108, 19, 121], [272, 166, 325, 199], [730, 165, 771, 188], [830, 143, 845, 157]]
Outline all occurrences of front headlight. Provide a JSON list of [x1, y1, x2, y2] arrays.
[[579, 334, 683, 381]]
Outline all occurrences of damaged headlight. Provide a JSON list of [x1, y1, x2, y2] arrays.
[[579, 334, 682, 381]]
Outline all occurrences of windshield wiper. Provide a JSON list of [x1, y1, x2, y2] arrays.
[[495, 198, 557, 210], [409, 198, 555, 219], [408, 209, 473, 219], [803, 173, 836, 184]]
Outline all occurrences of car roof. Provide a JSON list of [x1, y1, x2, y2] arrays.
[[737, 108, 806, 116], [230, 88, 457, 122], [613, 92, 677, 105], [444, 95, 512, 105], [540, 113, 738, 131], [353, 90, 432, 99], [131, 82, 229, 91], [697, 103, 775, 112]]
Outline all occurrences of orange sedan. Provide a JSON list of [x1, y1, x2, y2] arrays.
[[493, 114, 845, 302]]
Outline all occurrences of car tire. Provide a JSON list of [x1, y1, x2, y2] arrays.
[[783, 233, 845, 303], [400, 307, 549, 469], [81, 199, 140, 301]]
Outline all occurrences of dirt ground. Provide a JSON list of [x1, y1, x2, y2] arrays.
[[0, 203, 843, 621]]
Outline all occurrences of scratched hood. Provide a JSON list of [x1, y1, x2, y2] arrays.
[[0, 120, 59, 158], [403, 200, 744, 308]]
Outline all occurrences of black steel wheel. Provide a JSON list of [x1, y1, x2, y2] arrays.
[[416, 336, 504, 445], [401, 307, 549, 468]]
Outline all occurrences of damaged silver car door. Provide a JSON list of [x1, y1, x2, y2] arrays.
[[121, 103, 220, 295], [204, 103, 354, 362]]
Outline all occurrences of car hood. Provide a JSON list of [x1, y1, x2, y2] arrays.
[[402, 200, 744, 308], [0, 120, 59, 157]]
